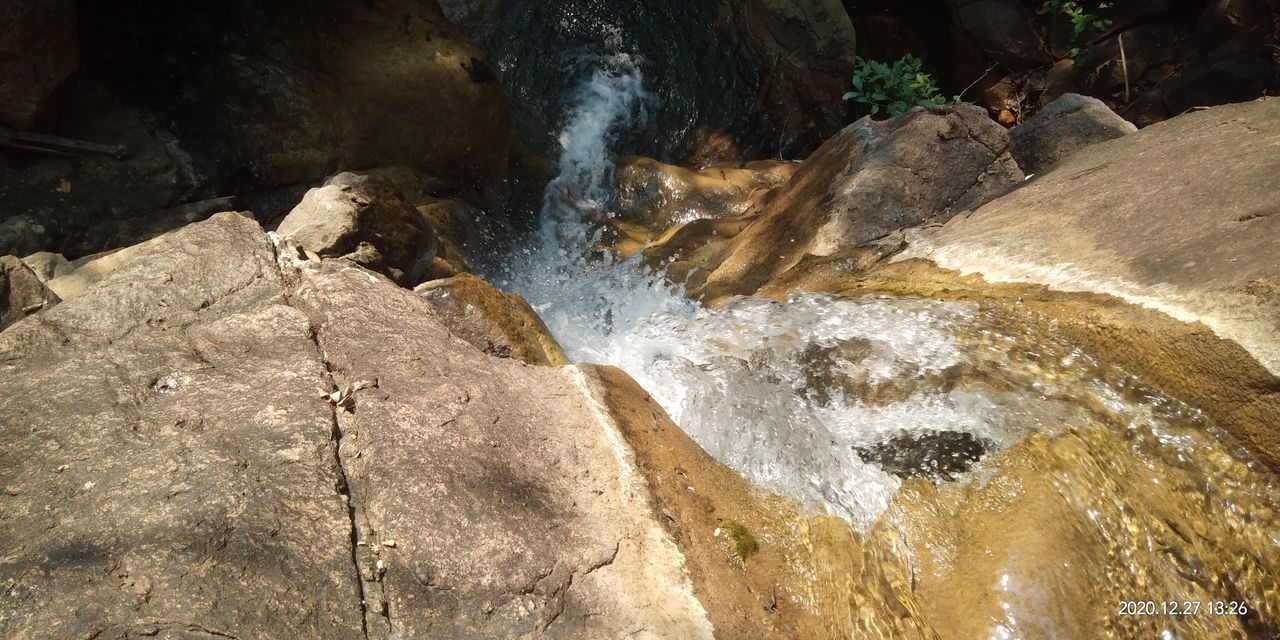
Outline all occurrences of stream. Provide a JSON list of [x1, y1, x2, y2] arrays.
[[482, 61, 1280, 638]]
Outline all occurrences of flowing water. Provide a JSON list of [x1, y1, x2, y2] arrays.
[[483, 62, 1280, 638]]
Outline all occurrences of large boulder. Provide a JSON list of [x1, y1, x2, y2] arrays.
[[1010, 93, 1138, 174], [898, 98, 1280, 376], [0, 256, 59, 330], [277, 173, 439, 286], [0, 0, 77, 128], [698, 104, 1023, 300], [948, 0, 1050, 69], [3, 211, 882, 638], [0, 213, 366, 638]]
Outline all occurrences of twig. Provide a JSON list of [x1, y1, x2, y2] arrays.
[[958, 62, 1000, 101], [1119, 32, 1131, 104]]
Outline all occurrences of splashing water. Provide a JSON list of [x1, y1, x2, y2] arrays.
[[489, 55, 694, 362], [484, 61, 1280, 636]]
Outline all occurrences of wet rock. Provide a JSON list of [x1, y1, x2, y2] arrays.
[[0, 255, 59, 330], [416, 273, 569, 366], [416, 197, 515, 275], [698, 104, 1023, 300], [1010, 93, 1137, 174], [614, 156, 798, 230], [277, 173, 439, 286], [899, 98, 1280, 377], [854, 431, 991, 482], [0, 0, 77, 128], [884, 428, 1280, 638], [443, 0, 855, 159], [0, 212, 365, 638]]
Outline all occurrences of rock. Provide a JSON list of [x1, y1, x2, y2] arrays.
[[416, 197, 515, 275], [882, 427, 1280, 638], [698, 104, 1024, 301], [0, 0, 77, 127], [854, 431, 992, 482], [44, 240, 159, 301], [277, 173, 439, 286], [898, 98, 1280, 376], [614, 156, 798, 230], [948, 0, 1050, 69], [416, 273, 569, 366], [19, 251, 70, 282], [0, 256, 59, 330], [443, 0, 855, 159], [0, 212, 366, 638], [0, 0, 512, 260], [1010, 93, 1137, 174], [0, 215, 48, 258], [4, 211, 887, 638], [727, 0, 860, 155]]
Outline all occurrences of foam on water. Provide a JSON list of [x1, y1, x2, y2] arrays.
[[485, 61, 1222, 527]]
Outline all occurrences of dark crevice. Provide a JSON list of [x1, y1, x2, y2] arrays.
[[264, 239, 383, 640]]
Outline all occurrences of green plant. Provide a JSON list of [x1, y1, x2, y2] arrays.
[[842, 55, 956, 117], [1038, 0, 1113, 65], [716, 520, 758, 564]]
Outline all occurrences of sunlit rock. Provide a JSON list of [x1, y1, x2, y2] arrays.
[[277, 173, 439, 287], [1010, 93, 1137, 174], [416, 272, 569, 366], [697, 104, 1024, 302]]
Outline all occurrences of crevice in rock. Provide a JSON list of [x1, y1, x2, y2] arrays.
[[264, 239, 387, 640]]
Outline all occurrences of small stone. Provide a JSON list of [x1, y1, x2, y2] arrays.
[[381, 539, 396, 548]]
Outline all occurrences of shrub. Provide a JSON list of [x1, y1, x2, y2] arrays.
[[1038, 0, 1113, 65], [842, 55, 955, 117]]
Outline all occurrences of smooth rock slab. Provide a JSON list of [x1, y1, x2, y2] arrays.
[[285, 256, 715, 639], [899, 98, 1280, 374], [0, 213, 364, 639]]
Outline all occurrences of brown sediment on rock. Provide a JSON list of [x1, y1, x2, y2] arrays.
[[580, 365, 940, 640], [758, 256, 1280, 472], [416, 272, 569, 366]]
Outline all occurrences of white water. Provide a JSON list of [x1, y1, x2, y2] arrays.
[[486, 63, 1209, 528]]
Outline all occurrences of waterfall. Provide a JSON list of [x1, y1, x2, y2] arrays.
[[488, 54, 696, 364], [486, 60, 1245, 530]]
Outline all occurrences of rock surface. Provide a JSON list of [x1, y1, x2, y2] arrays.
[[0, 256, 59, 331], [1010, 93, 1137, 174], [0, 0, 511, 259], [0, 0, 78, 128], [277, 173, 439, 286], [698, 104, 1023, 300], [899, 98, 1280, 375], [614, 156, 799, 230], [416, 273, 569, 366], [5, 212, 868, 638], [442, 0, 856, 159], [0, 213, 365, 638]]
